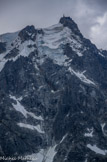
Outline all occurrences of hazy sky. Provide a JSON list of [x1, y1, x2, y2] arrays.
[[0, 0, 107, 49]]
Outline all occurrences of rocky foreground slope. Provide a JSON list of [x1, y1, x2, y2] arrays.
[[0, 16, 107, 162]]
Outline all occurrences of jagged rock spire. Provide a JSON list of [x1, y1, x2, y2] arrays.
[[18, 25, 37, 42], [60, 16, 83, 38]]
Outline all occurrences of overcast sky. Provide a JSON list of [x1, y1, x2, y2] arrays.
[[0, 0, 107, 49]]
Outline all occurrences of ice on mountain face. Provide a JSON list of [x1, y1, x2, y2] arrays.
[[69, 67, 96, 85], [36, 42, 69, 66], [16, 40, 35, 59], [10, 95, 43, 120], [36, 34, 69, 66], [7, 39, 35, 61], [0, 22, 84, 71], [42, 24, 65, 50], [36, 23, 83, 66], [45, 23, 63, 30], [17, 123, 44, 134], [87, 144, 107, 155]]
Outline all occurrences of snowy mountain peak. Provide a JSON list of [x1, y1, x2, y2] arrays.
[[18, 25, 37, 42], [0, 16, 107, 162]]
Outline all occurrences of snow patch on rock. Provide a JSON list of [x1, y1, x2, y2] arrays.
[[17, 123, 44, 134], [87, 144, 107, 155], [10, 95, 43, 120], [26, 145, 57, 162], [69, 67, 95, 85], [84, 128, 93, 137]]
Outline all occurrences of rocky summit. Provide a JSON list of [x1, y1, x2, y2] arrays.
[[0, 16, 107, 162]]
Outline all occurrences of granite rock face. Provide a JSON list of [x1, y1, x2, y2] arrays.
[[0, 42, 6, 54], [0, 16, 107, 162]]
